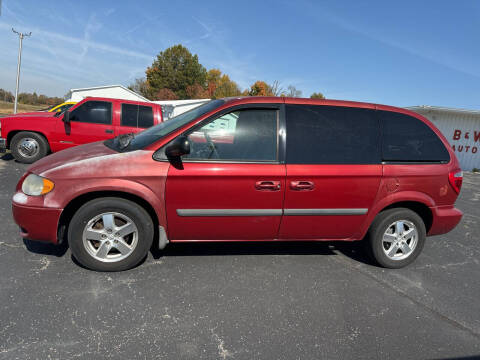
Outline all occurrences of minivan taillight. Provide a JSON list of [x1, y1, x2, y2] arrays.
[[448, 169, 463, 194]]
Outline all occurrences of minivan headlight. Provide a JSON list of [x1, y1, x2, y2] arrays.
[[22, 174, 55, 196]]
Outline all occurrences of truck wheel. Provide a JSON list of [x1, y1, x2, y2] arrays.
[[366, 208, 426, 268], [10, 131, 49, 163], [68, 198, 154, 272]]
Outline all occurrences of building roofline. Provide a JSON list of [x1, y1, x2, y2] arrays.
[[65, 84, 149, 102], [407, 105, 480, 115]]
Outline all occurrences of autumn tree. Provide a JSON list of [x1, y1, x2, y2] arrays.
[[206, 69, 241, 98], [310, 92, 325, 99], [186, 84, 209, 99], [155, 88, 178, 100], [247, 81, 274, 96], [146, 44, 207, 99]]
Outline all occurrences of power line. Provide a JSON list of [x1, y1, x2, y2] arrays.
[[12, 28, 31, 114]]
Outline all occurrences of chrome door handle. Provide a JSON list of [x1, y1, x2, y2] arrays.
[[290, 181, 315, 191], [255, 181, 281, 191]]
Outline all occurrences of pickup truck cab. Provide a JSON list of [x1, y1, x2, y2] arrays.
[[0, 97, 162, 163]]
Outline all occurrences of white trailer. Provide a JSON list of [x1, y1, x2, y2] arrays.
[[153, 99, 211, 120]]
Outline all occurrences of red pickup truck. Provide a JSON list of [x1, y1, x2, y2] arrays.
[[0, 97, 163, 163]]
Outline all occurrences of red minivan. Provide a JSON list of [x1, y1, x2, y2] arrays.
[[11, 97, 463, 271]]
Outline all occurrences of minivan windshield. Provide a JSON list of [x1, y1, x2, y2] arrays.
[[105, 99, 225, 152]]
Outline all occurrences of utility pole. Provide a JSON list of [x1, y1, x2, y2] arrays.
[[12, 28, 31, 114]]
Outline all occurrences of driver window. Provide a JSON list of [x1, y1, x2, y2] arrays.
[[70, 101, 112, 124], [183, 109, 278, 162]]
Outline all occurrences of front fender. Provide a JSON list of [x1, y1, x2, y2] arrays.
[[44, 177, 168, 229]]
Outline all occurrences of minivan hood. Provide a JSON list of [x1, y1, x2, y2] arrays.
[[28, 142, 115, 176], [28, 142, 150, 178]]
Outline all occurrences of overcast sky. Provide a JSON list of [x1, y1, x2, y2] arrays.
[[1, 0, 479, 108]]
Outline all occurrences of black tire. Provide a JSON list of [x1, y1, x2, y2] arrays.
[[68, 198, 154, 271], [366, 208, 426, 269], [10, 131, 49, 163]]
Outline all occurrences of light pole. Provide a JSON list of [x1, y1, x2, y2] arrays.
[[12, 28, 31, 114]]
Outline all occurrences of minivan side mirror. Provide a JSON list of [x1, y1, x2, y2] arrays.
[[62, 110, 70, 123], [165, 136, 190, 158]]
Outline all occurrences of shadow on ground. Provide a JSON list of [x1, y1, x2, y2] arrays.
[[23, 235, 375, 267], [1, 152, 14, 162], [23, 238, 68, 257], [154, 240, 376, 266]]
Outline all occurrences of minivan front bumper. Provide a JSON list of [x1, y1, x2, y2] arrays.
[[428, 205, 463, 236], [12, 195, 62, 244]]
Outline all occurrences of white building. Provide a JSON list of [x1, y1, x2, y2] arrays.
[[65, 85, 149, 102], [408, 106, 480, 171]]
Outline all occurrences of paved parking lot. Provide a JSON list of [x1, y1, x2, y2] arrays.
[[0, 152, 479, 360]]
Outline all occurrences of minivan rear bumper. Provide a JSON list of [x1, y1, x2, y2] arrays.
[[428, 206, 463, 236]]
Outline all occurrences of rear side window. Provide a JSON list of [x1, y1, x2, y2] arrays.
[[121, 104, 154, 128], [70, 101, 112, 124], [379, 111, 450, 162], [286, 105, 380, 164]]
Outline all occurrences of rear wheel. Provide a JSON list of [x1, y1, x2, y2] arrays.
[[367, 208, 426, 268], [10, 131, 49, 163], [68, 198, 154, 271]]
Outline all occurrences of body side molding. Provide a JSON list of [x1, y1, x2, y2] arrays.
[[176, 208, 368, 217]]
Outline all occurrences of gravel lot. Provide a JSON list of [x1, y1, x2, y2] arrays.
[[0, 152, 479, 360]]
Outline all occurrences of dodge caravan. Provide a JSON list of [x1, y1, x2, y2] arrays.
[[12, 97, 463, 271]]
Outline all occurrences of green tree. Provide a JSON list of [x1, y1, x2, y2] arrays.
[[0, 88, 14, 102], [146, 44, 207, 99], [310, 92, 325, 99]]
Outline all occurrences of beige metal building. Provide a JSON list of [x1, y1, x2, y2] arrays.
[[408, 106, 480, 171]]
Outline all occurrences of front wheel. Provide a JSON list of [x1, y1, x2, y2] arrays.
[[68, 198, 154, 271], [366, 208, 426, 268], [10, 131, 49, 163]]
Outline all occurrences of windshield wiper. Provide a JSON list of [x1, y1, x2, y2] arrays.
[[118, 133, 135, 150]]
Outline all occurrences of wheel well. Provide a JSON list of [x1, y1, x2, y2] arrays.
[[381, 201, 433, 232], [7, 130, 50, 150], [57, 191, 159, 244]]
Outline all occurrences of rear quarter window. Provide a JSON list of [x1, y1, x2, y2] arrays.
[[379, 111, 450, 162]]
